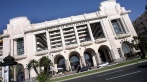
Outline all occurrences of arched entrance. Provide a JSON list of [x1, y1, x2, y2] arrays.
[[16, 64, 25, 82], [54, 55, 66, 71], [98, 45, 113, 63], [57, 57, 66, 71], [122, 42, 132, 59], [84, 52, 94, 67], [69, 52, 80, 71]]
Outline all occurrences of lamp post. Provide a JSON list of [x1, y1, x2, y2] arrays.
[[0, 55, 17, 82]]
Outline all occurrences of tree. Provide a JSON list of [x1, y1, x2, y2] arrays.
[[27, 56, 52, 82], [27, 59, 39, 75], [133, 36, 147, 59], [39, 56, 52, 76]]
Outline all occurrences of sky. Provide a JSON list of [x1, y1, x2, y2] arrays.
[[0, 0, 146, 34]]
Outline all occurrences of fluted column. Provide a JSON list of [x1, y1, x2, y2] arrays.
[[73, 26, 80, 46], [87, 23, 95, 41], [81, 56, 86, 66], [96, 53, 102, 65], [119, 48, 125, 60], [65, 59, 70, 71], [46, 30, 51, 50], [60, 27, 65, 49]]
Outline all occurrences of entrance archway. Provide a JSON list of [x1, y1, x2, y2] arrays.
[[16, 64, 25, 82], [69, 52, 80, 71], [54, 55, 66, 71], [57, 57, 66, 71], [84, 52, 94, 67], [98, 45, 112, 63], [122, 42, 132, 59]]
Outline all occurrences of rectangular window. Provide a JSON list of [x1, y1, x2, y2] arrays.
[[76, 25, 91, 42], [17, 38, 24, 55], [36, 33, 48, 51], [90, 22, 105, 39], [111, 19, 126, 35], [49, 28, 62, 49], [63, 27, 77, 46]]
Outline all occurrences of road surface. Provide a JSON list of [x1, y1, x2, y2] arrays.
[[63, 61, 147, 82]]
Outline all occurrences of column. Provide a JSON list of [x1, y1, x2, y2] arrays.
[[119, 48, 125, 59], [110, 50, 116, 62], [24, 35, 27, 54], [96, 53, 102, 65], [46, 30, 51, 50], [87, 23, 94, 41], [13, 40, 17, 56], [60, 27, 65, 49], [73, 26, 80, 46], [10, 39, 13, 56], [65, 59, 70, 71], [81, 56, 86, 66]]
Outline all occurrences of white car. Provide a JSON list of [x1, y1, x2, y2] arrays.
[[98, 62, 109, 68]]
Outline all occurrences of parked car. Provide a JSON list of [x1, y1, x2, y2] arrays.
[[98, 62, 109, 68]]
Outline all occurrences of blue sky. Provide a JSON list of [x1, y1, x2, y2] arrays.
[[0, 0, 146, 34]]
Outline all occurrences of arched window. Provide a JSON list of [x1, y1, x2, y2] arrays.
[[122, 43, 131, 54], [57, 58, 65, 65], [70, 56, 79, 63], [84, 53, 90, 60]]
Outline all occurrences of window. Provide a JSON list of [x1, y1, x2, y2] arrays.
[[36, 33, 48, 51], [17, 38, 24, 55], [90, 22, 105, 39], [111, 19, 126, 35]]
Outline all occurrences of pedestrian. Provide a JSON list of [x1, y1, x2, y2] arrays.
[[77, 65, 81, 73]]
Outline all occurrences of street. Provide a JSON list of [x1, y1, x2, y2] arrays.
[[63, 61, 147, 82]]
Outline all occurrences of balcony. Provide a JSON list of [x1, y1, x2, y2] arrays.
[[77, 26, 87, 30], [50, 47, 63, 53], [64, 33, 75, 37], [65, 44, 78, 50], [50, 36, 61, 40], [115, 34, 131, 39], [64, 36, 76, 40], [51, 39, 62, 43], [95, 38, 107, 43], [49, 32, 60, 36], [63, 29, 74, 33], [78, 30, 87, 34], [80, 41, 93, 46], [14, 54, 27, 60], [36, 50, 49, 56]]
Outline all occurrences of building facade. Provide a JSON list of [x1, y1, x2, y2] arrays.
[[132, 11, 147, 35], [133, 1, 147, 36], [0, 0, 137, 81]]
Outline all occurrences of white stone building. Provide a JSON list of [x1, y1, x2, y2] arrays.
[[0, 0, 137, 81]]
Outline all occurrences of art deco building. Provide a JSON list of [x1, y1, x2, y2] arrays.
[[0, 0, 137, 81]]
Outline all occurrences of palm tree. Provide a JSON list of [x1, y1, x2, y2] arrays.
[[39, 56, 52, 75], [27, 59, 39, 75], [133, 36, 147, 59]]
